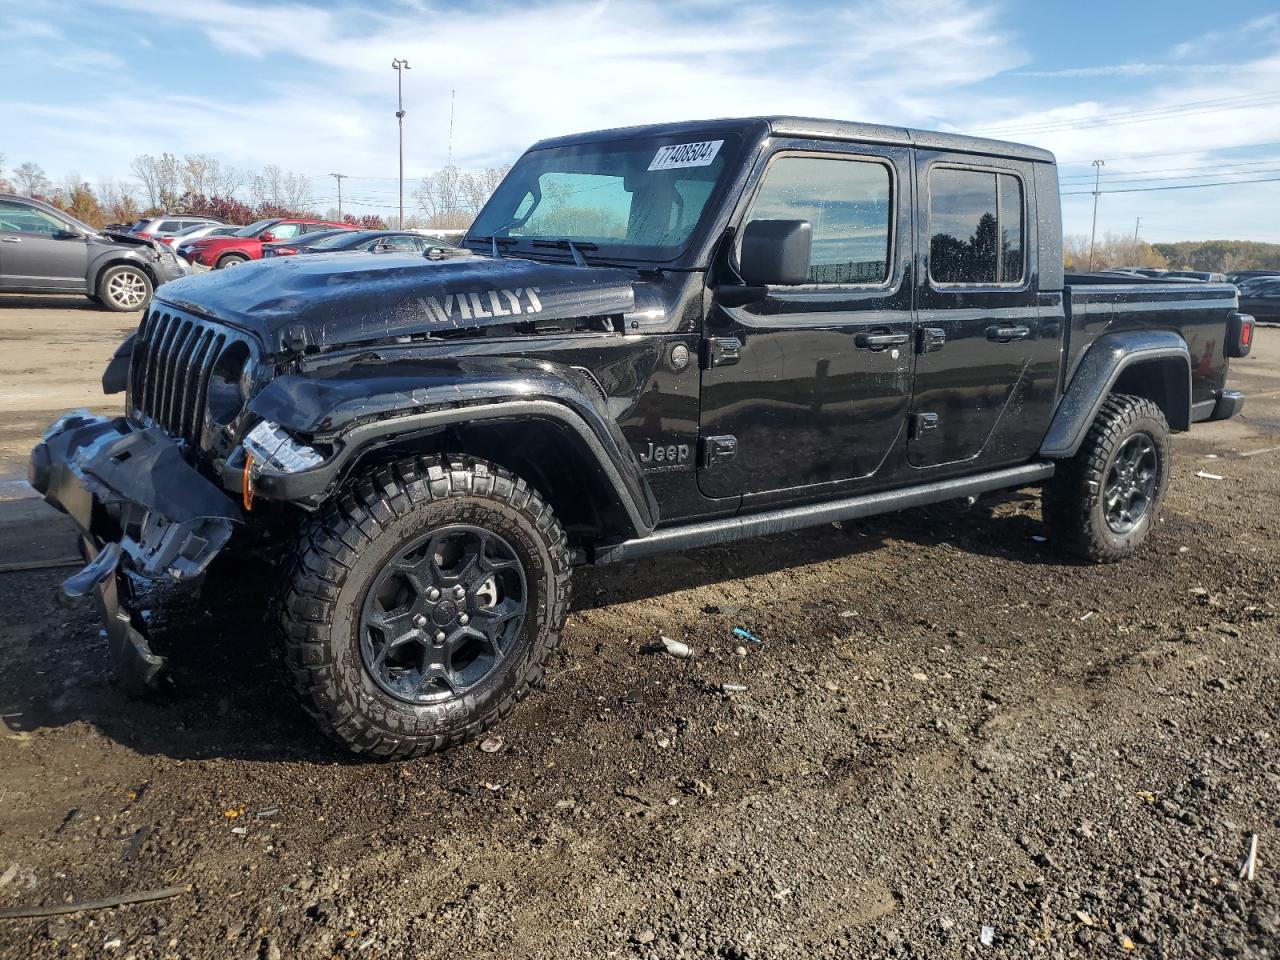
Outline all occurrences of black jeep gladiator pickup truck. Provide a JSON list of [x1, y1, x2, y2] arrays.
[[30, 117, 1253, 757]]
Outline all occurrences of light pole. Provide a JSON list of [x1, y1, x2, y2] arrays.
[[392, 58, 411, 229], [1087, 159, 1105, 271], [329, 172, 346, 220]]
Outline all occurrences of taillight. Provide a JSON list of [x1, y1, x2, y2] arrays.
[[136, 232, 152, 238], [1227, 312, 1254, 358]]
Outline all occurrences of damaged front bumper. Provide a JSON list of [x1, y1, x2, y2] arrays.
[[28, 412, 241, 689]]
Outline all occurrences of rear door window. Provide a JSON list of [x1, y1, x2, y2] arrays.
[[928, 167, 1024, 285], [745, 155, 893, 284]]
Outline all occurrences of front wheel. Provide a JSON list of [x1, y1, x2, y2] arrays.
[[279, 456, 572, 757], [216, 253, 249, 269], [1042, 394, 1171, 563], [96, 264, 153, 312]]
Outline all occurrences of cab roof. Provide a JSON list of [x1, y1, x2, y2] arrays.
[[532, 116, 1056, 165]]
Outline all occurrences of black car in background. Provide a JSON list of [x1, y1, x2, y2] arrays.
[[260, 229, 353, 259], [1226, 269, 1280, 285], [1238, 278, 1280, 322], [0, 194, 188, 311], [264, 229, 457, 258]]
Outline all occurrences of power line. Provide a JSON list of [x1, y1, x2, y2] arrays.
[[1061, 166, 1280, 188], [1058, 140, 1280, 165], [1058, 157, 1280, 182], [978, 91, 1280, 137], [1061, 175, 1280, 196]]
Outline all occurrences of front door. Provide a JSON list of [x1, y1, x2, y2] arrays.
[[0, 199, 89, 292], [697, 144, 915, 501], [908, 155, 1056, 468]]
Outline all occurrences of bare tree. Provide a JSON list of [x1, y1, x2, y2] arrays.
[[209, 163, 246, 199], [0, 152, 9, 193], [181, 154, 218, 197], [13, 161, 52, 197], [414, 165, 475, 228], [130, 153, 181, 209]]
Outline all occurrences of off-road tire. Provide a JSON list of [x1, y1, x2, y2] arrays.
[[96, 264, 153, 312], [216, 253, 249, 269], [1042, 394, 1171, 563], [279, 455, 572, 757]]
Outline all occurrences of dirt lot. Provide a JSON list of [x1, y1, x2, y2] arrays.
[[0, 298, 1276, 959]]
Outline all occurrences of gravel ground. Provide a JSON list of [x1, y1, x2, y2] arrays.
[[0, 303, 1276, 959]]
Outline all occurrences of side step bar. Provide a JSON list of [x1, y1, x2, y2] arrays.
[[593, 462, 1055, 565]]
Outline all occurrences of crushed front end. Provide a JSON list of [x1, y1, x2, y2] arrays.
[[28, 304, 257, 689]]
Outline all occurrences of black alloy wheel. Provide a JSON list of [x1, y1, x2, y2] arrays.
[[359, 525, 527, 703], [1102, 433, 1159, 534]]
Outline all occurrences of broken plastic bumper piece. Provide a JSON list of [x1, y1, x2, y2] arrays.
[[28, 412, 241, 689]]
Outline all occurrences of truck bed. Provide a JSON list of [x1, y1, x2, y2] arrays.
[[1061, 273, 1239, 413]]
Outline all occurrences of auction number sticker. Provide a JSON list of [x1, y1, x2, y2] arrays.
[[649, 140, 724, 171]]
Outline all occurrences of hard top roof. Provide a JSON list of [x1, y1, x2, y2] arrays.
[[532, 116, 1056, 164]]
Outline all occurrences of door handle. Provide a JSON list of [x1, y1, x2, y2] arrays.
[[0, 237, 21, 243], [855, 331, 910, 350], [986, 325, 1032, 343]]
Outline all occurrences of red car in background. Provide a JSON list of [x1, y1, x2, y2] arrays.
[[181, 217, 353, 269]]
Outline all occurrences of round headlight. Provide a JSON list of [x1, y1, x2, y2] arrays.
[[207, 342, 252, 425]]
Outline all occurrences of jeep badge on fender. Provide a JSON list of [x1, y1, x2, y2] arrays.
[[31, 116, 1248, 759]]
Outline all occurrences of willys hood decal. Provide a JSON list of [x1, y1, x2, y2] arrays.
[[155, 252, 638, 352]]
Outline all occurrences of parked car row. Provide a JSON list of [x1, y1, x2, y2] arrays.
[[1237, 275, 1280, 322], [0, 194, 189, 311], [261, 229, 453, 258]]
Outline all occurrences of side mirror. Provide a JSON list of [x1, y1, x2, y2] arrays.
[[739, 219, 811, 287], [52, 229, 82, 241], [260, 231, 275, 243], [372, 242, 394, 253]]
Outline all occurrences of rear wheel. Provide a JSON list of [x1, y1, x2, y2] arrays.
[[279, 456, 572, 757], [216, 253, 249, 269], [96, 264, 153, 312], [1042, 394, 1171, 563]]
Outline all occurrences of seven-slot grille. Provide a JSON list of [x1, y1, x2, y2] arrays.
[[129, 307, 238, 445]]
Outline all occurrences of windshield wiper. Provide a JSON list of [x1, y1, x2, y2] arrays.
[[531, 238, 597, 267], [471, 235, 520, 258]]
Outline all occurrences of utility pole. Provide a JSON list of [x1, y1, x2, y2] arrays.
[[1087, 159, 1105, 271], [392, 58, 411, 228], [329, 173, 346, 219], [1133, 216, 1141, 248]]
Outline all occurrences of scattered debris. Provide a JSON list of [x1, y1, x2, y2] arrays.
[[1080, 611, 1096, 622], [703, 604, 742, 616], [255, 806, 280, 819], [980, 925, 995, 946], [733, 645, 748, 657], [223, 805, 245, 819], [911, 671, 929, 682], [0, 863, 17, 891], [1195, 470, 1225, 481], [478, 736, 504, 754], [1121, 934, 1136, 950], [0, 884, 191, 920], [732, 627, 761, 645], [1075, 910, 1095, 926], [659, 636, 693, 659], [1030, 534, 1047, 542], [230, 826, 248, 836], [720, 682, 748, 694], [839, 610, 857, 619], [1239, 833, 1259, 882]]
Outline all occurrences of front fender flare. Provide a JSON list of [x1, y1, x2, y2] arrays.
[[1040, 330, 1191, 459], [244, 359, 658, 538]]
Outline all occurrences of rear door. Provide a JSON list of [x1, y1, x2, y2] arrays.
[[697, 143, 915, 500], [908, 154, 1057, 468]]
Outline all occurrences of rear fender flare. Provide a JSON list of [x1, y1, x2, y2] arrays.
[[1040, 330, 1191, 459]]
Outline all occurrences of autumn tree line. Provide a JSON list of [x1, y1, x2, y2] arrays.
[[0, 150, 510, 233]]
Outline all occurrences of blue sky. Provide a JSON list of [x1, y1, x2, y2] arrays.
[[2, 0, 1278, 244]]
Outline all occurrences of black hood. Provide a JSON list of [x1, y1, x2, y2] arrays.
[[155, 252, 638, 352]]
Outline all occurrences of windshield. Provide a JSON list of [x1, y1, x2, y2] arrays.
[[469, 133, 740, 262], [309, 230, 367, 249], [236, 219, 277, 238]]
